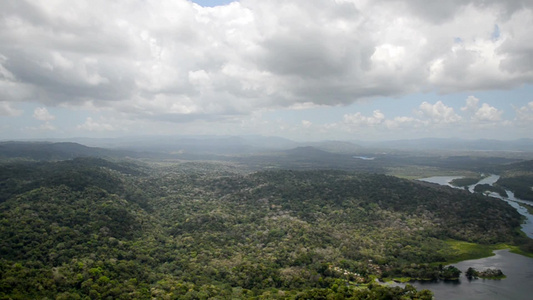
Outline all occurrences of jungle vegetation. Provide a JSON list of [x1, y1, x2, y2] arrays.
[[1, 155, 531, 299], [495, 160, 533, 200]]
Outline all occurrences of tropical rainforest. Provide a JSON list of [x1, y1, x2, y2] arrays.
[[0, 141, 532, 299]]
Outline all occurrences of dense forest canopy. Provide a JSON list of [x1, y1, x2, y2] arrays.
[[1, 155, 531, 299]]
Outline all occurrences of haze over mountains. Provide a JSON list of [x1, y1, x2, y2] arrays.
[[2, 136, 532, 160], [1, 137, 531, 177]]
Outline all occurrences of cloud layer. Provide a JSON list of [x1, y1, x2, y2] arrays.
[[0, 0, 532, 140]]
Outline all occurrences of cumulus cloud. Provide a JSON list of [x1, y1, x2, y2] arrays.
[[472, 103, 502, 122], [0, 0, 532, 125], [344, 110, 385, 126], [416, 101, 461, 123], [461, 96, 503, 122], [297, 96, 526, 140], [33, 107, 55, 121], [461, 96, 480, 112]]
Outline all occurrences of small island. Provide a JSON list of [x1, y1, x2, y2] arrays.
[[473, 184, 508, 197], [465, 267, 506, 280]]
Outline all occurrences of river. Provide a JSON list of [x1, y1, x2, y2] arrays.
[[415, 175, 533, 299], [419, 174, 533, 238]]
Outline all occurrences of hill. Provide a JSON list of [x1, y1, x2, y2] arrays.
[[0, 141, 137, 161]]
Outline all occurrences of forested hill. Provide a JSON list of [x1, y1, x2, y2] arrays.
[[0, 159, 530, 299], [0, 157, 147, 205], [0, 142, 137, 161]]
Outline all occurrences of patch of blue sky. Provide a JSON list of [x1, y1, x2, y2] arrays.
[[191, 0, 237, 7], [492, 24, 500, 40], [2, 103, 93, 140]]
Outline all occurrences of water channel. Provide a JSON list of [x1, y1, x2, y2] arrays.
[[419, 174, 533, 239], [413, 175, 533, 299]]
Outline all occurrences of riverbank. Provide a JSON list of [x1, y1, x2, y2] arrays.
[[383, 241, 531, 284], [442, 240, 533, 262]]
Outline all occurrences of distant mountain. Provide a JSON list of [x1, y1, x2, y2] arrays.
[[63, 135, 300, 155], [0, 141, 136, 161], [3, 137, 532, 163], [66, 136, 533, 154], [284, 146, 336, 158], [359, 138, 533, 152], [239, 135, 300, 150], [306, 140, 362, 153]]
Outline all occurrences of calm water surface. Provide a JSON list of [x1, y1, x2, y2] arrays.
[[418, 176, 463, 187]]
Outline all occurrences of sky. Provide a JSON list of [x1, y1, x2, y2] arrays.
[[0, 0, 532, 142]]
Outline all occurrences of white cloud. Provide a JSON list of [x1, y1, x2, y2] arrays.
[[301, 120, 312, 128], [416, 101, 461, 123], [473, 103, 502, 122], [461, 95, 480, 112], [0, 101, 22, 116], [384, 116, 420, 129], [77, 117, 115, 132], [287, 102, 326, 110], [0, 0, 531, 141], [515, 102, 533, 122], [32, 107, 55, 121], [461, 96, 503, 122], [0, 0, 531, 120], [323, 98, 512, 138], [344, 110, 385, 126]]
